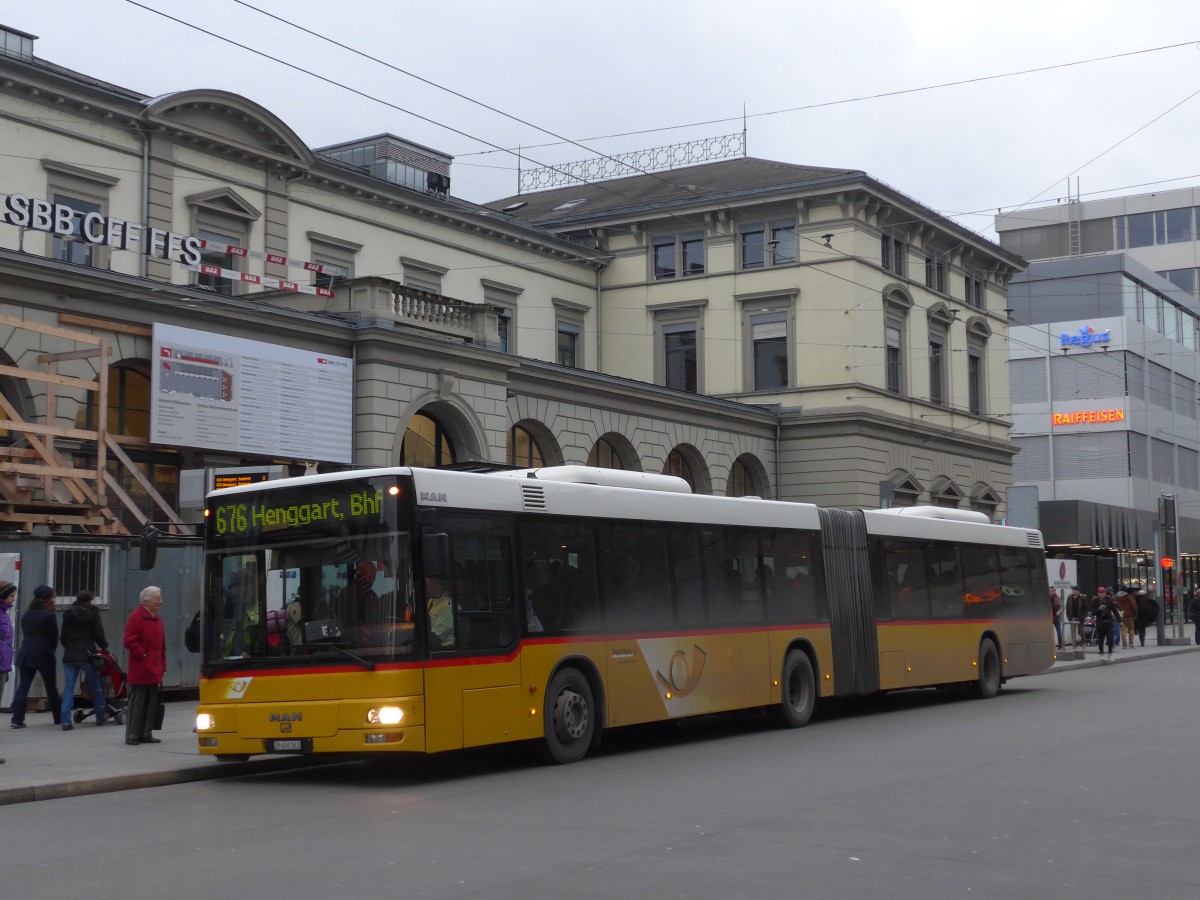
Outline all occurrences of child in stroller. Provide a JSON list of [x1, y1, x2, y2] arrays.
[[72, 648, 127, 725]]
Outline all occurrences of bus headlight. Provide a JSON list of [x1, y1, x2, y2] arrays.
[[196, 713, 216, 731], [367, 706, 404, 726]]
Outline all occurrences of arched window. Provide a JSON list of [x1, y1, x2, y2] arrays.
[[587, 436, 624, 470], [75, 361, 151, 438], [507, 423, 544, 468], [664, 449, 696, 490], [402, 412, 455, 468], [727, 456, 759, 497], [74, 361, 176, 531]]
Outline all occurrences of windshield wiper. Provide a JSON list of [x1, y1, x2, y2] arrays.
[[327, 643, 376, 671]]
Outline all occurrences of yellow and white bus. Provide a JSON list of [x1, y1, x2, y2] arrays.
[[195, 465, 1053, 763]]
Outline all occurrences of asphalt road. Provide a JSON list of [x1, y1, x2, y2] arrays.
[[7, 656, 1198, 900]]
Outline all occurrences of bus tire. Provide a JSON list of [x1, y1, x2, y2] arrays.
[[543, 667, 595, 765], [972, 639, 1001, 699], [779, 649, 816, 728]]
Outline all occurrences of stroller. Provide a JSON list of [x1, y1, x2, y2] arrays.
[[71, 648, 128, 725]]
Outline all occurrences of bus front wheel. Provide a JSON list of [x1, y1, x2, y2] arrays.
[[972, 639, 1002, 699], [543, 668, 595, 764], [779, 649, 816, 728]]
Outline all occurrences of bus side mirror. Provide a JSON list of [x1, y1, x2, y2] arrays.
[[139, 524, 159, 570], [422, 533, 449, 579]]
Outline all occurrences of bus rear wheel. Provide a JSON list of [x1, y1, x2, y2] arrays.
[[543, 668, 595, 764], [779, 649, 816, 728], [972, 639, 1002, 699]]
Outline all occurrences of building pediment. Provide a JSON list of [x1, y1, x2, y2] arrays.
[[185, 187, 261, 222], [142, 89, 315, 169]]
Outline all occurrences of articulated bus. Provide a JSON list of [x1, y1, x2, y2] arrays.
[[195, 465, 1053, 763]]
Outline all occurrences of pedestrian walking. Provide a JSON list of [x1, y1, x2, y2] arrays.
[[1095, 589, 1118, 659], [1190, 589, 1200, 646], [1050, 587, 1063, 649], [0, 581, 14, 698], [123, 585, 166, 745], [9, 585, 61, 727], [0, 582, 15, 727], [59, 589, 110, 730], [1134, 589, 1158, 647], [1115, 589, 1138, 649]]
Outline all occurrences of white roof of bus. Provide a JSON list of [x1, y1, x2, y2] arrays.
[[206, 466, 1041, 549]]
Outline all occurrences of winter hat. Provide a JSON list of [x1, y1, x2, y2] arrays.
[[32, 584, 55, 601]]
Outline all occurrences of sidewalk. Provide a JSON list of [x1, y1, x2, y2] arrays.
[[2, 641, 1198, 805], [1044, 635, 1200, 673], [0, 699, 319, 806]]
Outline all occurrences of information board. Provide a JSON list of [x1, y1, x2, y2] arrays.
[[151, 324, 353, 464]]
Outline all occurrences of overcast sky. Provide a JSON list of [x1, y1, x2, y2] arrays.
[[11, 1, 1200, 239]]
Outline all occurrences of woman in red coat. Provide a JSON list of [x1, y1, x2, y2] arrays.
[[123, 585, 165, 745]]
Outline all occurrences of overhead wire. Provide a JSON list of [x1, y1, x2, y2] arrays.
[[106, 2, 1200, 428]]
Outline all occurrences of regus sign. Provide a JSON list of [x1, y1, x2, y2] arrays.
[[1059, 326, 1111, 349]]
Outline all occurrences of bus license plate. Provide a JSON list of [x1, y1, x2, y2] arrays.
[[267, 739, 309, 753]]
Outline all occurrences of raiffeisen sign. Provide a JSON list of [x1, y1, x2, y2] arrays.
[[1051, 409, 1126, 426], [3, 193, 202, 265], [1059, 326, 1111, 349]]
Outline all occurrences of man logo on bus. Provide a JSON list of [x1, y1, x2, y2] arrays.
[[654, 645, 707, 698]]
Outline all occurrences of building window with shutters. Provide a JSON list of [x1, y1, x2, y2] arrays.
[[966, 319, 990, 416], [751, 315, 788, 390], [400, 256, 447, 294], [308, 232, 361, 291], [968, 347, 984, 414], [883, 288, 912, 396], [653, 304, 704, 394], [929, 334, 946, 406], [886, 321, 904, 395], [738, 292, 795, 393]]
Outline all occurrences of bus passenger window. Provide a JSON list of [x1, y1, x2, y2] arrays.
[[962, 545, 1001, 611], [767, 530, 822, 624], [926, 542, 963, 619], [669, 526, 706, 628], [998, 545, 1034, 619], [885, 540, 930, 619], [597, 523, 673, 632]]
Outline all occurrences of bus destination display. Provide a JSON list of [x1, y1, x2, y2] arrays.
[[211, 483, 383, 539]]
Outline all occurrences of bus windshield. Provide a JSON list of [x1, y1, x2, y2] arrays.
[[203, 474, 416, 667]]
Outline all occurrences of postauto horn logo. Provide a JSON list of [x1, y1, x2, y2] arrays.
[[1059, 326, 1111, 349]]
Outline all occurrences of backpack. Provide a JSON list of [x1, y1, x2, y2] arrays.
[[184, 610, 201, 653]]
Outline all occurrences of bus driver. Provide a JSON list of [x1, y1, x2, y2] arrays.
[[425, 574, 455, 650]]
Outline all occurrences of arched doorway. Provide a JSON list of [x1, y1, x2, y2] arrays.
[[726, 454, 768, 498], [402, 411, 456, 468]]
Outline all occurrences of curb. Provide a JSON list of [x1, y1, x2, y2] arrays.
[[1041, 644, 1200, 675], [0, 754, 329, 807]]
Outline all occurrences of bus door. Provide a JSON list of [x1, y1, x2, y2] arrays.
[[421, 517, 523, 751]]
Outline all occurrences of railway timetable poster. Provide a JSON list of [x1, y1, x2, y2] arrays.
[[151, 323, 353, 464]]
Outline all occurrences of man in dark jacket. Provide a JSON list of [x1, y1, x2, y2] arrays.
[[1135, 590, 1159, 647], [123, 585, 166, 745], [1095, 589, 1119, 659], [9, 585, 61, 727], [59, 589, 110, 729]]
